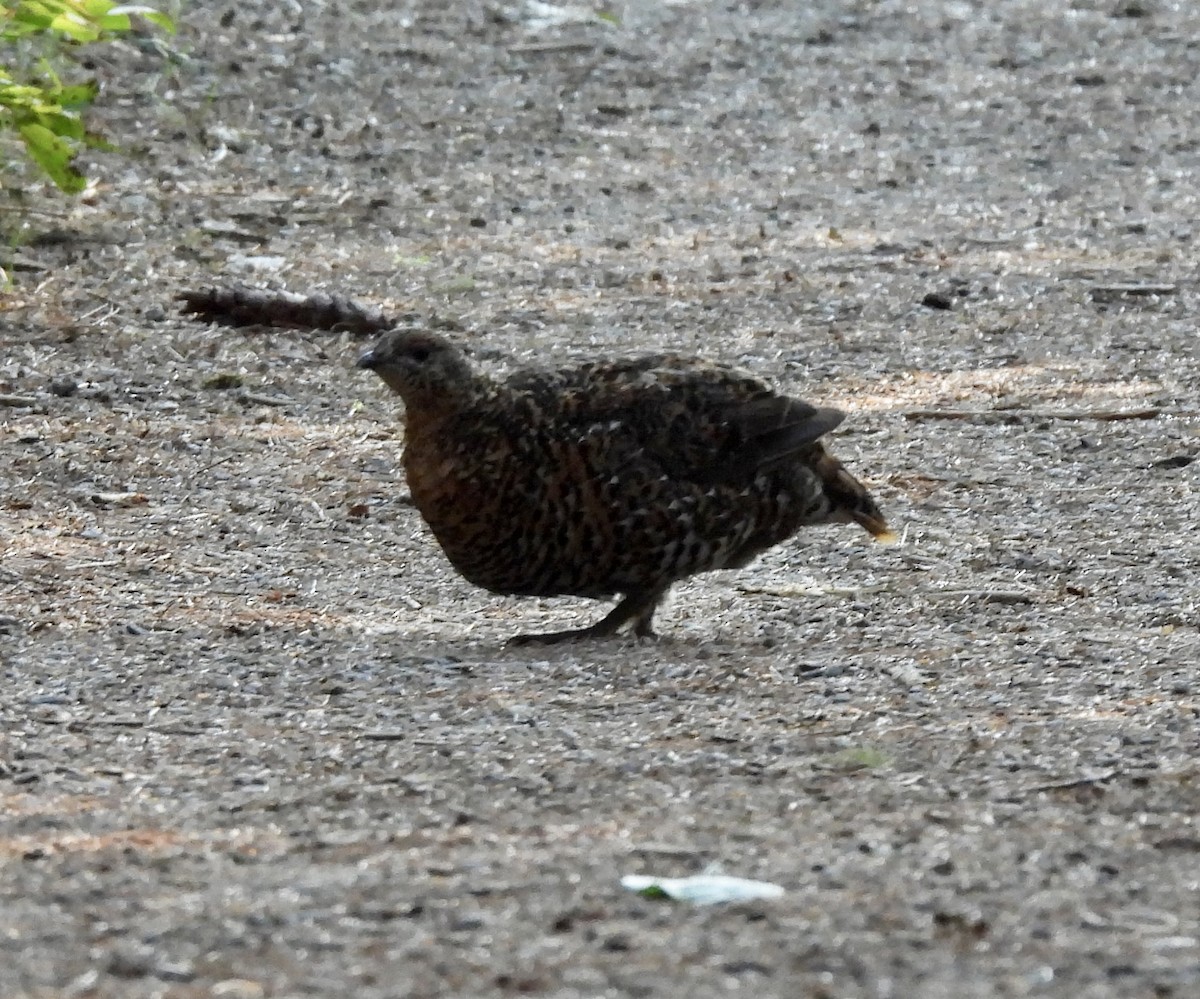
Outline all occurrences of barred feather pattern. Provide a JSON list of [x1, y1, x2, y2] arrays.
[[178, 285, 392, 335], [357, 330, 892, 642]]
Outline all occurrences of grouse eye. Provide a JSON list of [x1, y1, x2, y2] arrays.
[[408, 344, 432, 363]]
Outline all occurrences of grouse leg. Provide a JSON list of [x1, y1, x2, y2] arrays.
[[629, 585, 670, 638], [509, 586, 669, 645]]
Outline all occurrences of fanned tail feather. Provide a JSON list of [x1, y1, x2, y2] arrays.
[[178, 285, 393, 335]]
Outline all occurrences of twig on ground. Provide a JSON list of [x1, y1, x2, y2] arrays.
[[1013, 770, 1119, 796], [904, 408, 1162, 422], [941, 589, 1037, 605], [239, 392, 292, 407], [1089, 284, 1178, 302], [509, 41, 596, 55]]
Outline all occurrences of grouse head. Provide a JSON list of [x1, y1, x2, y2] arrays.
[[357, 330, 479, 406]]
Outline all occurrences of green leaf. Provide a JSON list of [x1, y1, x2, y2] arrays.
[[634, 885, 670, 900], [18, 120, 87, 192], [110, 5, 176, 32], [7, 6, 56, 37], [93, 16, 133, 34], [54, 81, 99, 109], [136, 9, 173, 32], [78, 0, 119, 16], [0, 0, 174, 194], [82, 128, 116, 152], [47, 9, 104, 42]]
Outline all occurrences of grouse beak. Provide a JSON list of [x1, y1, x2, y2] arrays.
[[356, 348, 381, 371], [857, 512, 898, 544]]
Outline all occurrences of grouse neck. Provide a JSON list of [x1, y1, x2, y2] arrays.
[[397, 370, 498, 424]]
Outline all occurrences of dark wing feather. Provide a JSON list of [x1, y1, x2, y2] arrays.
[[505, 354, 843, 487], [716, 397, 846, 482]]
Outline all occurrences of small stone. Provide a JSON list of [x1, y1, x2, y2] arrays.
[[106, 948, 154, 979], [1153, 454, 1194, 470], [212, 981, 265, 999], [1112, 0, 1150, 17], [157, 961, 195, 983]]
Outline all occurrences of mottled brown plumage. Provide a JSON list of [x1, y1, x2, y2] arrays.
[[358, 330, 893, 643]]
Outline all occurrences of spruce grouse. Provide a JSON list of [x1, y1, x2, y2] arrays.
[[357, 330, 893, 643]]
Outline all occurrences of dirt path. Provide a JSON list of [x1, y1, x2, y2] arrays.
[[2, 2, 1198, 997]]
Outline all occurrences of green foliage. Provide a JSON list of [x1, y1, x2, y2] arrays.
[[1, 1, 174, 192]]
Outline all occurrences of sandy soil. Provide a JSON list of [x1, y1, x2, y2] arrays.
[[2, 2, 1198, 997]]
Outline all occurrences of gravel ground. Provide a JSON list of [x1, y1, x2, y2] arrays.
[[2, 2, 1199, 997]]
